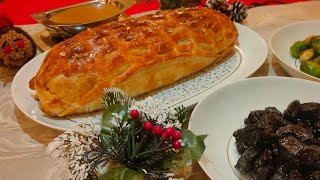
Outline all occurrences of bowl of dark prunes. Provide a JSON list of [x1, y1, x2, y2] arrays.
[[233, 100, 320, 180], [189, 76, 320, 180]]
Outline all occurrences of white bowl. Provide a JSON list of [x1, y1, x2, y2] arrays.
[[189, 76, 320, 179], [270, 20, 320, 82]]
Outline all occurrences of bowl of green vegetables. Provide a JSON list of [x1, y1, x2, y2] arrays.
[[270, 20, 320, 82]]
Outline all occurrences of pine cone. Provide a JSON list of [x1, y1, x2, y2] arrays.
[[206, 0, 228, 8], [206, 0, 248, 23], [230, 1, 248, 23], [206, 0, 233, 17]]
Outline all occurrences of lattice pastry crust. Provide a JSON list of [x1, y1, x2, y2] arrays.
[[29, 8, 238, 117]]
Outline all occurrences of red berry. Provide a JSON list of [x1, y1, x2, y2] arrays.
[[3, 45, 11, 54], [143, 122, 153, 131], [172, 140, 181, 149], [130, 110, 140, 119], [172, 131, 182, 140], [161, 132, 171, 141], [17, 40, 25, 48], [161, 132, 167, 140], [165, 127, 175, 136], [152, 125, 163, 136]]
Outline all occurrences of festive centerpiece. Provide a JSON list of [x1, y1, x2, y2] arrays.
[[47, 88, 207, 180]]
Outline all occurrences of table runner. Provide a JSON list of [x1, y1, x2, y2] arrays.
[[1, 1, 320, 179]]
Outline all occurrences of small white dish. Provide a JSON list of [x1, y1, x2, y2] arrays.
[[270, 20, 320, 82], [12, 23, 267, 131], [189, 76, 320, 180]]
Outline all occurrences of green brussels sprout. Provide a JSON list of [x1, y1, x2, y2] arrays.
[[300, 61, 320, 78], [299, 48, 315, 62], [304, 35, 316, 44], [311, 36, 320, 55], [314, 56, 320, 64], [290, 41, 309, 58]]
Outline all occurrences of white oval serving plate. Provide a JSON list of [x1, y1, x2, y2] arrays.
[[12, 23, 267, 131]]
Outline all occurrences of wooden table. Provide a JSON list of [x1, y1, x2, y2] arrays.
[[1, 1, 320, 179]]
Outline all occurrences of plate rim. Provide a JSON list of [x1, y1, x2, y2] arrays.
[[11, 52, 63, 130], [270, 20, 320, 82], [11, 22, 267, 131], [189, 76, 320, 179]]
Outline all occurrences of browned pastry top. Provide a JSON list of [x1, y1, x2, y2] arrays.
[[29, 8, 238, 116]]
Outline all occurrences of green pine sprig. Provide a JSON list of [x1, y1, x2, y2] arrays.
[[160, 0, 204, 10], [101, 87, 135, 108]]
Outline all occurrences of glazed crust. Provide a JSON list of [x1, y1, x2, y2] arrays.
[[29, 8, 238, 117]]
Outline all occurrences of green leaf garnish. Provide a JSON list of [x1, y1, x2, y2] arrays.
[[181, 129, 207, 160], [98, 166, 144, 180], [162, 129, 207, 169], [100, 103, 129, 150]]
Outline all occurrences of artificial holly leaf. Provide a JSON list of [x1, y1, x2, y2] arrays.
[[162, 129, 207, 169], [98, 166, 144, 180], [100, 103, 129, 150], [101, 104, 129, 128], [181, 129, 207, 160]]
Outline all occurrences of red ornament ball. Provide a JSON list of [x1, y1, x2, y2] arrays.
[[130, 110, 140, 119], [165, 127, 175, 136], [17, 40, 25, 48], [153, 125, 163, 136], [172, 131, 182, 140], [172, 140, 182, 149], [143, 122, 153, 131]]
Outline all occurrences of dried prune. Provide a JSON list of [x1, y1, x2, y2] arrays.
[[233, 100, 320, 180]]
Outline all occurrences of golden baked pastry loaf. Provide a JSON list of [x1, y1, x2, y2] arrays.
[[29, 8, 238, 117]]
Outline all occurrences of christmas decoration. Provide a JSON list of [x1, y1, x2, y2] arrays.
[[143, 121, 153, 131], [172, 131, 182, 140], [160, 0, 204, 9], [165, 126, 175, 136], [206, 0, 233, 16], [0, 15, 37, 86], [159, 0, 248, 23], [129, 109, 140, 119], [47, 87, 207, 180], [229, 1, 248, 22], [206, 0, 248, 23]]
